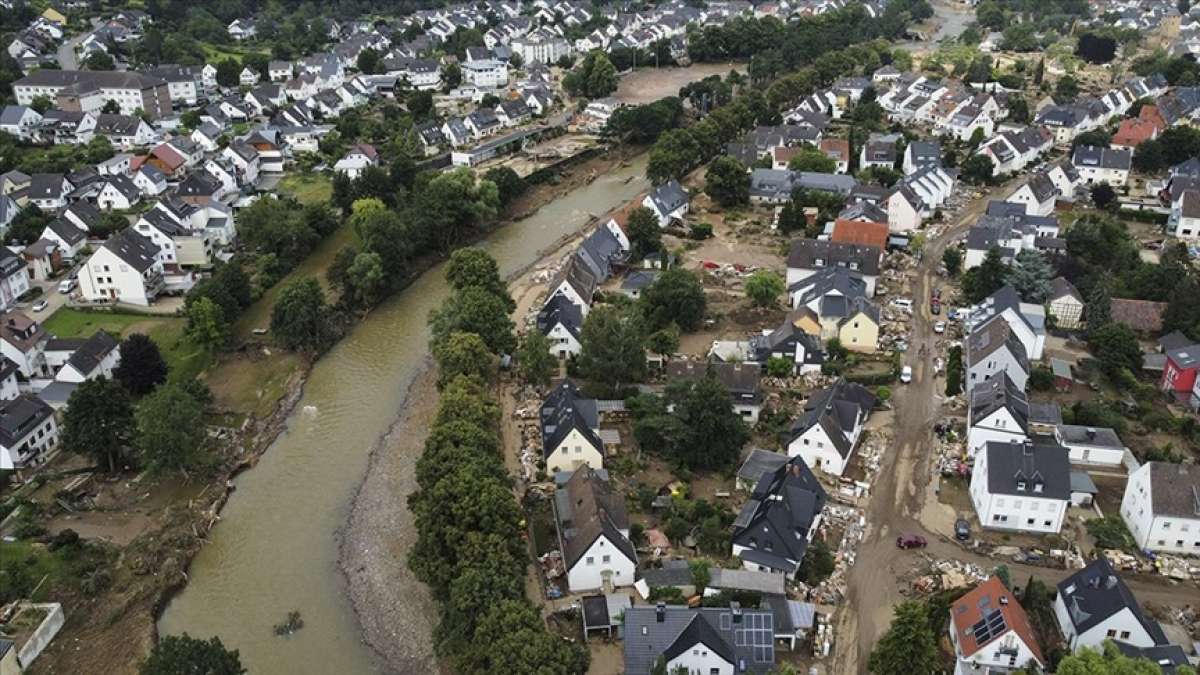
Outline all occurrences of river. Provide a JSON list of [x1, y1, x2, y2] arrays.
[[157, 155, 651, 674]]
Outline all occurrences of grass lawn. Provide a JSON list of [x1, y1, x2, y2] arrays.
[[278, 173, 333, 205], [0, 541, 68, 602], [198, 41, 269, 63], [41, 309, 211, 383]]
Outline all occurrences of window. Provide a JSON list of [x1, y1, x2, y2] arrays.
[[1119, 631, 1130, 640], [1163, 521, 1171, 530], [602, 555, 610, 564], [585, 556, 594, 565], [1027, 518, 1035, 525], [1106, 630, 1117, 638]]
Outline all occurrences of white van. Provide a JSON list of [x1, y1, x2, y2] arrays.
[[58, 279, 76, 294], [900, 366, 913, 383], [890, 298, 913, 311]]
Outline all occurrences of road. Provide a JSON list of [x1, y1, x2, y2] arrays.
[[828, 179, 1200, 673]]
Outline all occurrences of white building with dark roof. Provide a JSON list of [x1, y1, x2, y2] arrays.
[[785, 379, 875, 476], [79, 228, 164, 306], [970, 440, 1071, 534], [1120, 462, 1200, 555], [1054, 558, 1169, 653], [0, 394, 59, 471]]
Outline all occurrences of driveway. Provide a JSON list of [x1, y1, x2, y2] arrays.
[[54, 19, 99, 71]]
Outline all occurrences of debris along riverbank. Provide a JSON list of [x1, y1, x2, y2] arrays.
[[338, 150, 651, 674]]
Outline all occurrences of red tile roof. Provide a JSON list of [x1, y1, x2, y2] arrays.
[[831, 219, 889, 251], [819, 138, 850, 162], [1112, 118, 1159, 149], [1111, 298, 1167, 333], [149, 143, 185, 171], [950, 576, 1043, 663]]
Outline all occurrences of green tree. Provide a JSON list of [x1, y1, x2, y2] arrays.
[[1085, 516, 1136, 551], [30, 95, 52, 114], [140, 634, 245, 675], [482, 166, 527, 207], [960, 154, 995, 184], [946, 345, 964, 396], [1086, 280, 1112, 333], [745, 270, 784, 307], [215, 57, 241, 87], [647, 323, 681, 358], [461, 600, 590, 674], [135, 383, 207, 475], [704, 156, 750, 207], [344, 251, 387, 307], [430, 286, 516, 355], [62, 378, 134, 473], [942, 247, 963, 277], [577, 305, 647, 395], [866, 601, 940, 675], [445, 248, 514, 311], [666, 374, 750, 471], [271, 278, 330, 352], [647, 128, 702, 184], [640, 268, 707, 331], [626, 206, 663, 258], [1008, 249, 1054, 303], [787, 147, 837, 173], [356, 47, 380, 74], [961, 247, 1008, 303], [433, 331, 495, 388], [412, 168, 500, 253], [185, 297, 229, 351], [516, 331, 556, 387], [1091, 183, 1117, 210], [1088, 322, 1142, 380], [113, 333, 168, 396], [5, 207, 51, 245], [1055, 75, 1081, 102], [798, 538, 835, 584]]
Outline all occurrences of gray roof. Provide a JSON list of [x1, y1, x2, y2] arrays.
[[639, 559, 694, 589], [966, 316, 1030, 375], [0, 394, 54, 449], [787, 239, 881, 276], [541, 379, 602, 459], [969, 374, 1029, 432], [575, 226, 624, 282], [664, 361, 761, 402], [1072, 145, 1133, 171], [707, 568, 786, 596], [15, 69, 166, 91], [536, 293, 583, 341], [737, 448, 789, 484], [1146, 462, 1200, 519], [731, 457, 826, 575], [1057, 558, 1167, 644], [623, 606, 776, 675], [788, 379, 875, 459], [63, 331, 118, 377], [1057, 424, 1124, 449], [102, 228, 158, 272], [1069, 470, 1098, 495], [1112, 641, 1191, 673], [44, 218, 87, 246], [648, 179, 688, 215], [556, 466, 635, 570], [982, 440, 1070, 500], [1050, 276, 1082, 303]]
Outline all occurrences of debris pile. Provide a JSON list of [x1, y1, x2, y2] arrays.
[[798, 505, 866, 605]]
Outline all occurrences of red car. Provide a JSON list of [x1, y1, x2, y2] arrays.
[[896, 534, 927, 549]]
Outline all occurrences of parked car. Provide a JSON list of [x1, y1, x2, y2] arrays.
[[32, 300, 48, 312], [896, 534, 927, 549], [931, 299, 941, 315], [955, 518, 971, 541], [900, 366, 913, 383], [58, 279, 76, 294], [891, 298, 913, 311], [934, 321, 946, 334]]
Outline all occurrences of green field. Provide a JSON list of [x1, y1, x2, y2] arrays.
[[198, 42, 269, 63], [278, 173, 334, 205], [41, 309, 211, 383], [0, 541, 67, 602]]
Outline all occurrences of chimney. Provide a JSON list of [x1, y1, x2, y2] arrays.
[[656, 602, 666, 623], [999, 595, 1009, 606], [1086, 427, 1097, 440], [731, 602, 743, 624]]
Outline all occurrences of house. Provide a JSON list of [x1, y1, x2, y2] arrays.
[[441, 117, 472, 148], [495, 99, 531, 127], [664, 361, 763, 423], [818, 138, 851, 173], [1111, 117, 1160, 150], [0, 105, 42, 141], [465, 108, 502, 138], [541, 380, 605, 474], [1120, 462, 1200, 555], [785, 379, 875, 476], [967, 374, 1049, 457], [787, 268, 881, 353], [1054, 558, 1169, 653], [547, 256, 597, 313], [333, 143, 379, 180], [622, 604, 776, 675], [78, 228, 164, 306], [555, 466, 636, 593], [970, 440, 1071, 534], [28, 174, 71, 211], [52, 330, 119, 383], [19, 238, 62, 282], [227, 18, 257, 40], [966, 316, 1031, 391], [144, 143, 187, 178], [1160, 344, 1200, 400], [95, 174, 141, 210], [1048, 277, 1084, 330], [1110, 298, 1167, 334], [642, 180, 689, 227], [859, 136, 898, 170], [1072, 145, 1132, 186], [461, 58, 508, 88], [269, 60, 294, 82], [830, 219, 889, 252], [0, 248, 30, 312], [965, 201, 1062, 270], [1056, 425, 1127, 467], [978, 127, 1053, 176], [961, 285, 1046, 360], [1006, 173, 1058, 217], [133, 165, 167, 197], [0, 357, 18, 402], [14, 70, 171, 119], [41, 218, 87, 261], [948, 576, 1044, 675], [745, 317, 825, 375], [574, 225, 626, 283], [537, 294, 584, 359], [1170, 190, 1200, 241], [0, 394, 59, 471], [903, 140, 941, 175], [0, 195, 15, 236], [786, 239, 881, 296], [731, 457, 827, 578], [239, 66, 260, 87]]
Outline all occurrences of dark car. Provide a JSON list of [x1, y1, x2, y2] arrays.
[[896, 534, 927, 549], [955, 518, 971, 541]]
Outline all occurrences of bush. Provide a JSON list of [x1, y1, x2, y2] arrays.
[[766, 357, 793, 378], [1029, 366, 1055, 391], [690, 222, 713, 239], [1086, 516, 1136, 551]]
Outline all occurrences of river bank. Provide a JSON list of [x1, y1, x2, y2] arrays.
[[336, 150, 650, 674]]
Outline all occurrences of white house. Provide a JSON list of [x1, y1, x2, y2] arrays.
[[1072, 145, 1132, 187], [785, 379, 875, 476], [95, 175, 141, 211], [642, 180, 689, 227], [961, 285, 1046, 360], [967, 375, 1035, 458], [0, 310, 49, 380], [949, 576, 1044, 675], [461, 59, 508, 89], [1054, 558, 1169, 653], [536, 295, 583, 359], [227, 18, 257, 40], [0, 357, 19, 402], [52, 331, 120, 383], [0, 248, 31, 312], [78, 229, 164, 307], [556, 466, 636, 593], [541, 380, 605, 474], [1056, 425, 1127, 467], [27, 174, 71, 212], [786, 239, 881, 296], [731, 456, 827, 577], [0, 394, 59, 471], [0, 105, 42, 141], [969, 440, 1071, 534], [966, 316, 1031, 392], [333, 143, 379, 180], [1120, 462, 1200, 555], [884, 183, 923, 233], [622, 606, 777, 675], [546, 256, 596, 314], [1048, 277, 1085, 331], [1006, 173, 1058, 217]]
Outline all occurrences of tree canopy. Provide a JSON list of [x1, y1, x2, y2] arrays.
[[140, 634, 245, 675], [640, 268, 707, 332]]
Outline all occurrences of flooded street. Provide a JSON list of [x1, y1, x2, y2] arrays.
[[158, 155, 651, 674]]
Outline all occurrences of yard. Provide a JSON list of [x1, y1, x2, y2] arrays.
[[41, 309, 211, 383], [278, 173, 334, 205], [198, 41, 269, 63]]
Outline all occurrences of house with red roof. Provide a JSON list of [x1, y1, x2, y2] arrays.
[[1111, 118, 1160, 149], [830, 218, 889, 253], [144, 143, 186, 178], [949, 576, 1044, 675]]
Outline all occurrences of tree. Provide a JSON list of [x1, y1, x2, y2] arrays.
[[1057, 641, 1194, 674], [787, 147, 837, 173], [1085, 516, 1136, 551], [1164, 275, 1200, 340], [271, 278, 330, 352], [745, 270, 784, 307], [407, 90, 434, 119], [135, 383, 207, 475], [429, 286, 516, 355], [647, 128, 702, 184], [442, 62, 462, 89], [482, 166, 527, 207], [866, 601, 940, 675], [1008, 250, 1053, 303], [5, 207, 51, 245], [215, 58, 241, 88], [345, 251, 387, 307], [960, 154, 994, 185], [84, 50, 115, 70], [626, 206, 662, 258], [1054, 75, 1080, 103], [942, 247, 963, 277], [1076, 31, 1117, 64], [113, 333, 168, 396], [30, 95, 52, 114], [445, 247, 514, 311], [140, 634, 245, 675], [356, 47, 380, 74], [433, 331, 495, 388], [1091, 183, 1117, 210], [666, 374, 750, 471], [1087, 280, 1112, 333], [704, 156, 750, 207], [101, 99, 121, 115], [646, 323, 681, 358], [1008, 95, 1031, 124], [412, 168, 500, 253], [185, 296, 229, 351], [516, 331, 556, 387], [946, 345, 964, 396], [563, 51, 618, 99], [640, 268, 706, 331], [798, 538, 835, 584], [1074, 129, 1113, 150], [1088, 322, 1142, 380], [62, 378, 134, 473], [961, 247, 1007, 303], [576, 305, 647, 395]]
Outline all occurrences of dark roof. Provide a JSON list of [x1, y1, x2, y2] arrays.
[[969, 374, 1029, 432], [0, 247, 27, 280], [15, 69, 166, 90], [0, 394, 54, 449], [967, 316, 1030, 374], [1072, 145, 1132, 171], [1050, 276, 1082, 303], [648, 180, 688, 215], [540, 379, 602, 459], [575, 226, 624, 282], [64, 330, 118, 377], [737, 448, 789, 484], [788, 379, 875, 459], [982, 440, 1070, 500], [1146, 462, 1200, 519], [664, 361, 761, 401], [662, 614, 737, 665], [28, 173, 66, 199], [557, 466, 635, 570], [731, 457, 827, 575], [549, 255, 597, 306], [786, 239, 881, 276], [1057, 424, 1124, 449], [623, 606, 776, 675], [102, 228, 158, 272], [536, 294, 583, 341], [1057, 558, 1167, 645], [1112, 642, 1191, 673]]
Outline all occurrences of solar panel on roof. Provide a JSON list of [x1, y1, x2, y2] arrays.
[[970, 608, 1008, 646]]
